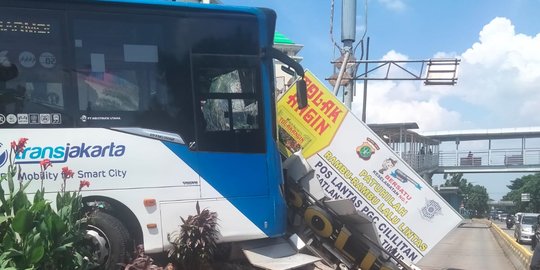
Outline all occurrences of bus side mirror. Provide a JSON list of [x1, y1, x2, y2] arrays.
[[296, 78, 307, 109], [268, 47, 307, 109]]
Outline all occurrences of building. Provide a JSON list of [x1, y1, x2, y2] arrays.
[[272, 32, 304, 96]]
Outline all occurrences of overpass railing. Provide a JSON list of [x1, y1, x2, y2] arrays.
[[438, 149, 540, 167], [400, 152, 439, 173]]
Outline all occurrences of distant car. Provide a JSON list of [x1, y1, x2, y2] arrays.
[[515, 213, 539, 244], [498, 212, 507, 221]]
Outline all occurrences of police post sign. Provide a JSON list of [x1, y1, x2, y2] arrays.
[[277, 70, 462, 264]]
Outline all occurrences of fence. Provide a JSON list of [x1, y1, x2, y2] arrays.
[[438, 149, 540, 167]]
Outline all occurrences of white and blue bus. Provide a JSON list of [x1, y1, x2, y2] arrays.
[[0, 0, 307, 268]]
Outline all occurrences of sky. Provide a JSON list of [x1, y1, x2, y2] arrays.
[[224, 0, 540, 201]]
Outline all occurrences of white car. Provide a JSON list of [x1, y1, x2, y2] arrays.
[[515, 213, 539, 244]]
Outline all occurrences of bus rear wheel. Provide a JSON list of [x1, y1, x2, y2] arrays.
[[86, 211, 131, 269]]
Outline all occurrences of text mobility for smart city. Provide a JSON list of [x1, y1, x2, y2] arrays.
[[277, 70, 463, 264]]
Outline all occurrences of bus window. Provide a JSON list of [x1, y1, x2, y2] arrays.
[[200, 69, 258, 131], [71, 13, 195, 142], [73, 16, 163, 114], [0, 8, 70, 127], [232, 99, 259, 130], [194, 55, 264, 153]]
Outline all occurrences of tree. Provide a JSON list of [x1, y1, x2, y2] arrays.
[[465, 185, 489, 216], [504, 173, 540, 212], [442, 173, 473, 194], [441, 173, 489, 217]]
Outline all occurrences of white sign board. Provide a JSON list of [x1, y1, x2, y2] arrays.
[[277, 70, 462, 264]]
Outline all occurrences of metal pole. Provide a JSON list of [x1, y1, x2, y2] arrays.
[[343, 43, 353, 108], [362, 37, 370, 122], [332, 51, 350, 96], [341, 0, 356, 109]]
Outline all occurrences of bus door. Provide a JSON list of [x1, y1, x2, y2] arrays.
[[190, 53, 275, 235]]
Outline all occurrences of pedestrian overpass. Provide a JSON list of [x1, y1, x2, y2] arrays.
[[423, 127, 540, 174], [369, 124, 540, 178]]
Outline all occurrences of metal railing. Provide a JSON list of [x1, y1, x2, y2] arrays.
[[396, 148, 540, 173], [438, 149, 540, 167], [400, 152, 439, 173]]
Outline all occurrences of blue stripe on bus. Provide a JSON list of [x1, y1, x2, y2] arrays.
[[162, 141, 283, 236]]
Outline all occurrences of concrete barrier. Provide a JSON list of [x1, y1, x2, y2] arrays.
[[481, 219, 532, 269]]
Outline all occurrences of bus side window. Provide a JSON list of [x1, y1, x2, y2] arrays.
[[71, 13, 196, 143]]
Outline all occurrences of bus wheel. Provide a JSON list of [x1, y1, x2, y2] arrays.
[[86, 211, 130, 269]]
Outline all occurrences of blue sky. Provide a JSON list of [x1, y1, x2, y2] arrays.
[[224, 0, 540, 200]]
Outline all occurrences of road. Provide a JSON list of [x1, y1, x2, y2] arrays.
[[415, 219, 517, 270]]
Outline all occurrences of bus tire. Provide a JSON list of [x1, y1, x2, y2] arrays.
[[87, 211, 130, 270]]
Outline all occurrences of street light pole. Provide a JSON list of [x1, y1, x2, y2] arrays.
[[361, 37, 369, 122], [343, 42, 354, 108], [341, 0, 356, 109]]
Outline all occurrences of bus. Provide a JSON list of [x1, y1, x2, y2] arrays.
[[0, 0, 307, 268]]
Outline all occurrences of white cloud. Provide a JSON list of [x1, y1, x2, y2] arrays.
[[351, 17, 540, 131], [381, 50, 407, 61], [457, 17, 540, 124], [352, 80, 463, 131]]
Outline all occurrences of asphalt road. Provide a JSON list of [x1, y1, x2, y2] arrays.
[[415, 219, 516, 270]]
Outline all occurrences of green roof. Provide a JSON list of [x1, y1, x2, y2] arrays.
[[274, 32, 295, 44]]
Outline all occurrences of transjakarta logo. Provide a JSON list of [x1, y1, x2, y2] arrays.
[[0, 143, 8, 168], [12, 142, 126, 165]]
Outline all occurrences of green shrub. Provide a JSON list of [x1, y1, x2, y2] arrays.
[[167, 202, 218, 270], [0, 138, 93, 269]]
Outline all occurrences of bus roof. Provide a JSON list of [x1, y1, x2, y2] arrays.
[[97, 0, 264, 15]]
